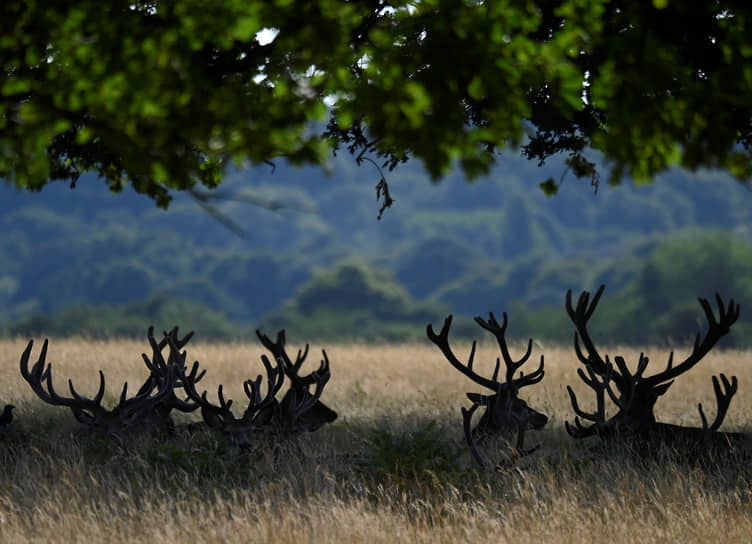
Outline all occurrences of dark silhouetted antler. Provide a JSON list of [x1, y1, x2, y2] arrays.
[[564, 285, 741, 448], [427, 312, 547, 468], [179, 329, 336, 449], [20, 339, 173, 434]]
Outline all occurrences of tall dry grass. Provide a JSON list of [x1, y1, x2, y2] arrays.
[[1, 337, 752, 543]]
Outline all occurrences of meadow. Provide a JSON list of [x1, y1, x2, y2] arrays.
[[1, 337, 752, 543]]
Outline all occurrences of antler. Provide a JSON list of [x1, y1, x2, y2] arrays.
[[698, 373, 738, 433], [427, 312, 547, 468], [643, 294, 740, 388], [180, 352, 285, 448], [474, 312, 545, 390], [140, 326, 205, 418], [427, 313, 544, 396], [426, 315, 503, 391], [564, 285, 741, 442], [20, 339, 173, 433], [256, 329, 338, 431], [565, 360, 629, 438], [565, 285, 622, 386]]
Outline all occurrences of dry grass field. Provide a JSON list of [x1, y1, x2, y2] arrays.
[[1, 336, 752, 543]]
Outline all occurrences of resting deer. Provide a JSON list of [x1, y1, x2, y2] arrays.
[[427, 313, 547, 468], [19, 326, 204, 435], [179, 329, 337, 449], [565, 285, 744, 452]]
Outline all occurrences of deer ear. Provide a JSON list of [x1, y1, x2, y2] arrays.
[[653, 380, 674, 397]]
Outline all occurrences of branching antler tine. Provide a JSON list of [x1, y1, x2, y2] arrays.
[[462, 404, 489, 469], [635, 353, 649, 379], [664, 351, 674, 374], [576, 366, 594, 388], [66, 370, 106, 405], [242, 376, 263, 413], [473, 311, 508, 335], [575, 289, 590, 318], [475, 311, 532, 383], [148, 326, 168, 360], [645, 294, 739, 387], [144, 326, 170, 375], [572, 333, 591, 366], [567, 287, 613, 379], [119, 382, 129, 405], [191, 366, 207, 384], [568, 285, 604, 322], [467, 340, 477, 372], [566, 385, 589, 420], [259, 355, 284, 404], [293, 344, 310, 372], [699, 373, 738, 432], [513, 354, 544, 388], [288, 361, 332, 421], [698, 402, 709, 431], [570, 360, 613, 423], [521, 337, 534, 363], [566, 385, 602, 423], [612, 356, 630, 379], [427, 315, 499, 390], [491, 357, 501, 382], [20, 339, 48, 394], [141, 352, 158, 374], [600, 363, 621, 407], [504, 336, 534, 383], [165, 327, 194, 350], [585, 285, 606, 321], [699, 296, 719, 329], [318, 349, 331, 376], [180, 361, 204, 399], [38, 367, 68, 405], [565, 288, 575, 318], [216, 384, 233, 411]]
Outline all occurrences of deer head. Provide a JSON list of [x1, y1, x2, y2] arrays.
[[427, 312, 547, 468]]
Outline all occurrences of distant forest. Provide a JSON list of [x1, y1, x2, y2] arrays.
[[2, 154, 751, 346]]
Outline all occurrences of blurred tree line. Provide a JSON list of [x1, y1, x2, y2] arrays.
[[1, 158, 751, 345]]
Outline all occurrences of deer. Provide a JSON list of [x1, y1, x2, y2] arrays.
[[19, 326, 205, 435], [255, 329, 338, 431], [427, 312, 548, 469], [564, 285, 744, 453], [178, 329, 337, 449]]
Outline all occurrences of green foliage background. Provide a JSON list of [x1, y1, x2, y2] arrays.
[[2, 155, 751, 345]]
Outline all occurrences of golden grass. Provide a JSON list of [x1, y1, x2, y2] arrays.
[[1, 338, 752, 543]]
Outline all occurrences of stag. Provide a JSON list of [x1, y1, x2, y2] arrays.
[[19, 326, 204, 435], [255, 329, 338, 431], [564, 285, 742, 450], [427, 313, 547, 468], [179, 329, 337, 449]]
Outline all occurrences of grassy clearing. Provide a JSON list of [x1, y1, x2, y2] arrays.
[[1, 338, 752, 543]]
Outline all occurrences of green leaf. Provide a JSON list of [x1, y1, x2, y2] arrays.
[[539, 178, 559, 196]]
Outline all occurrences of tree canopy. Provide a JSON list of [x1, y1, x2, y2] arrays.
[[3, 1, 752, 206]]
